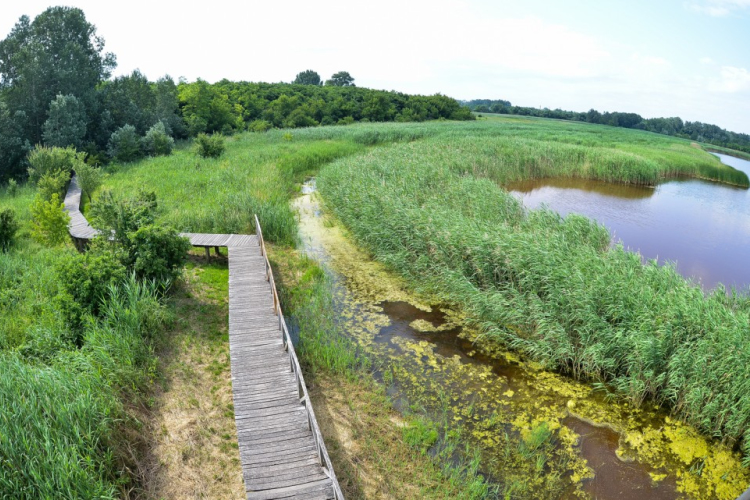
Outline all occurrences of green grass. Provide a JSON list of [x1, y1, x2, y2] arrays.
[[317, 124, 750, 465]]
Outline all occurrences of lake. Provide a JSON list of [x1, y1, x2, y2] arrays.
[[508, 153, 750, 291]]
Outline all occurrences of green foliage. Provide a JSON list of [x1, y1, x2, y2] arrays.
[[325, 71, 355, 87], [89, 190, 189, 285], [90, 189, 156, 248], [107, 124, 142, 162], [248, 119, 272, 132], [30, 193, 70, 246], [142, 121, 174, 156], [75, 162, 104, 202], [128, 224, 190, 283], [0, 6, 115, 145], [6, 179, 18, 197], [55, 246, 127, 326], [403, 418, 439, 454], [317, 120, 750, 462], [42, 94, 87, 149], [36, 169, 70, 202], [194, 132, 225, 158], [0, 274, 167, 498], [26, 145, 81, 185], [0, 102, 31, 182], [293, 69, 322, 85], [178, 78, 236, 135], [0, 209, 18, 252]]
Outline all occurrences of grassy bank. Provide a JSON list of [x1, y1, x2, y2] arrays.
[[270, 244, 496, 498], [317, 133, 750, 467]]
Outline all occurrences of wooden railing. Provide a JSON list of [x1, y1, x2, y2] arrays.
[[253, 215, 344, 500]]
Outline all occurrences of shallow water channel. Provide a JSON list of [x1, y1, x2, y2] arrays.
[[508, 153, 750, 291], [295, 180, 749, 499]]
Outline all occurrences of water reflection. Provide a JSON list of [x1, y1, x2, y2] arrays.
[[508, 153, 750, 291]]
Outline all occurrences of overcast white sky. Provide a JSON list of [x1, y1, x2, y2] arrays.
[[2, 0, 749, 133]]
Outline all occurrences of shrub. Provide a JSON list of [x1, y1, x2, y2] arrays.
[[194, 133, 225, 158], [107, 124, 142, 162], [30, 193, 70, 246], [90, 190, 156, 248], [6, 179, 17, 197], [26, 145, 81, 184], [128, 224, 191, 284], [142, 121, 174, 156], [337, 116, 355, 125], [37, 170, 70, 202], [75, 162, 104, 203], [55, 247, 127, 327], [0, 209, 18, 252], [248, 119, 272, 132]]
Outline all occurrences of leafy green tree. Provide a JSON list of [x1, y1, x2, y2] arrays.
[[42, 94, 87, 148], [142, 121, 174, 156], [75, 162, 103, 203], [154, 76, 186, 138], [98, 70, 156, 135], [108, 124, 142, 162], [30, 193, 70, 246], [293, 70, 322, 86], [26, 145, 81, 184], [177, 79, 236, 135], [0, 209, 19, 252], [0, 102, 31, 182], [362, 94, 395, 122], [325, 71, 355, 87], [0, 7, 115, 144]]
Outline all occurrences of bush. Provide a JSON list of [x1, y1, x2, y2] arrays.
[[142, 121, 174, 156], [0, 209, 18, 252], [26, 145, 81, 184], [128, 225, 191, 283], [37, 169, 70, 202], [90, 190, 156, 248], [55, 247, 127, 327], [248, 119, 272, 132], [75, 162, 104, 203], [6, 179, 17, 197], [30, 193, 70, 246], [194, 133, 225, 158], [107, 124, 142, 162]]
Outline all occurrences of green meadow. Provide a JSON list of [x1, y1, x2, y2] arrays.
[[1, 115, 749, 497]]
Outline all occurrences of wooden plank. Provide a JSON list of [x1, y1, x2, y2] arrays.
[[63, 178, 341, 499]]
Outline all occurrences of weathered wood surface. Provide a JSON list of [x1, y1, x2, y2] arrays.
[[64, 176, 341, 499]]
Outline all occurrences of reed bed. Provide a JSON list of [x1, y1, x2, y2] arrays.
[[318, 135, 750, 463]]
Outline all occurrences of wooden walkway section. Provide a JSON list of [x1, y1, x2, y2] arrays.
[[64, 176, 343, 499]]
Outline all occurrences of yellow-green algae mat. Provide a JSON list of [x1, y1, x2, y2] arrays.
[[295, 184, 749, 499]]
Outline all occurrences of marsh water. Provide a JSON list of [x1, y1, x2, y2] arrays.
[[294, 180, 749, 499], [508, 153, 750, 291]]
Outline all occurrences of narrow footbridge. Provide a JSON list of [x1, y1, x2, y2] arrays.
[[65, 176, 343, 500]]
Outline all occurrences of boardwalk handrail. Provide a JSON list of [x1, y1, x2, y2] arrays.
[[253, 214, 344, 500]]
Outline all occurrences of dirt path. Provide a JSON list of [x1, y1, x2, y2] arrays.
[[141, 258, 245, 500]]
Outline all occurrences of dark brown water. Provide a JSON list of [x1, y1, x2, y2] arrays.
[[508, 153, 750, 291]]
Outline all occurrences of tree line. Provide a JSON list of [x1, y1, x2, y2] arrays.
[[462, 99, 750, 154], [0, 7, 473, 183]]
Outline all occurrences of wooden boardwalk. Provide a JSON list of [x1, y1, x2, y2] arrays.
[[64, 176, 342, 499]]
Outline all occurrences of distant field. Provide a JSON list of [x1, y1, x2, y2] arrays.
[[97, 118, 747, 244]]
